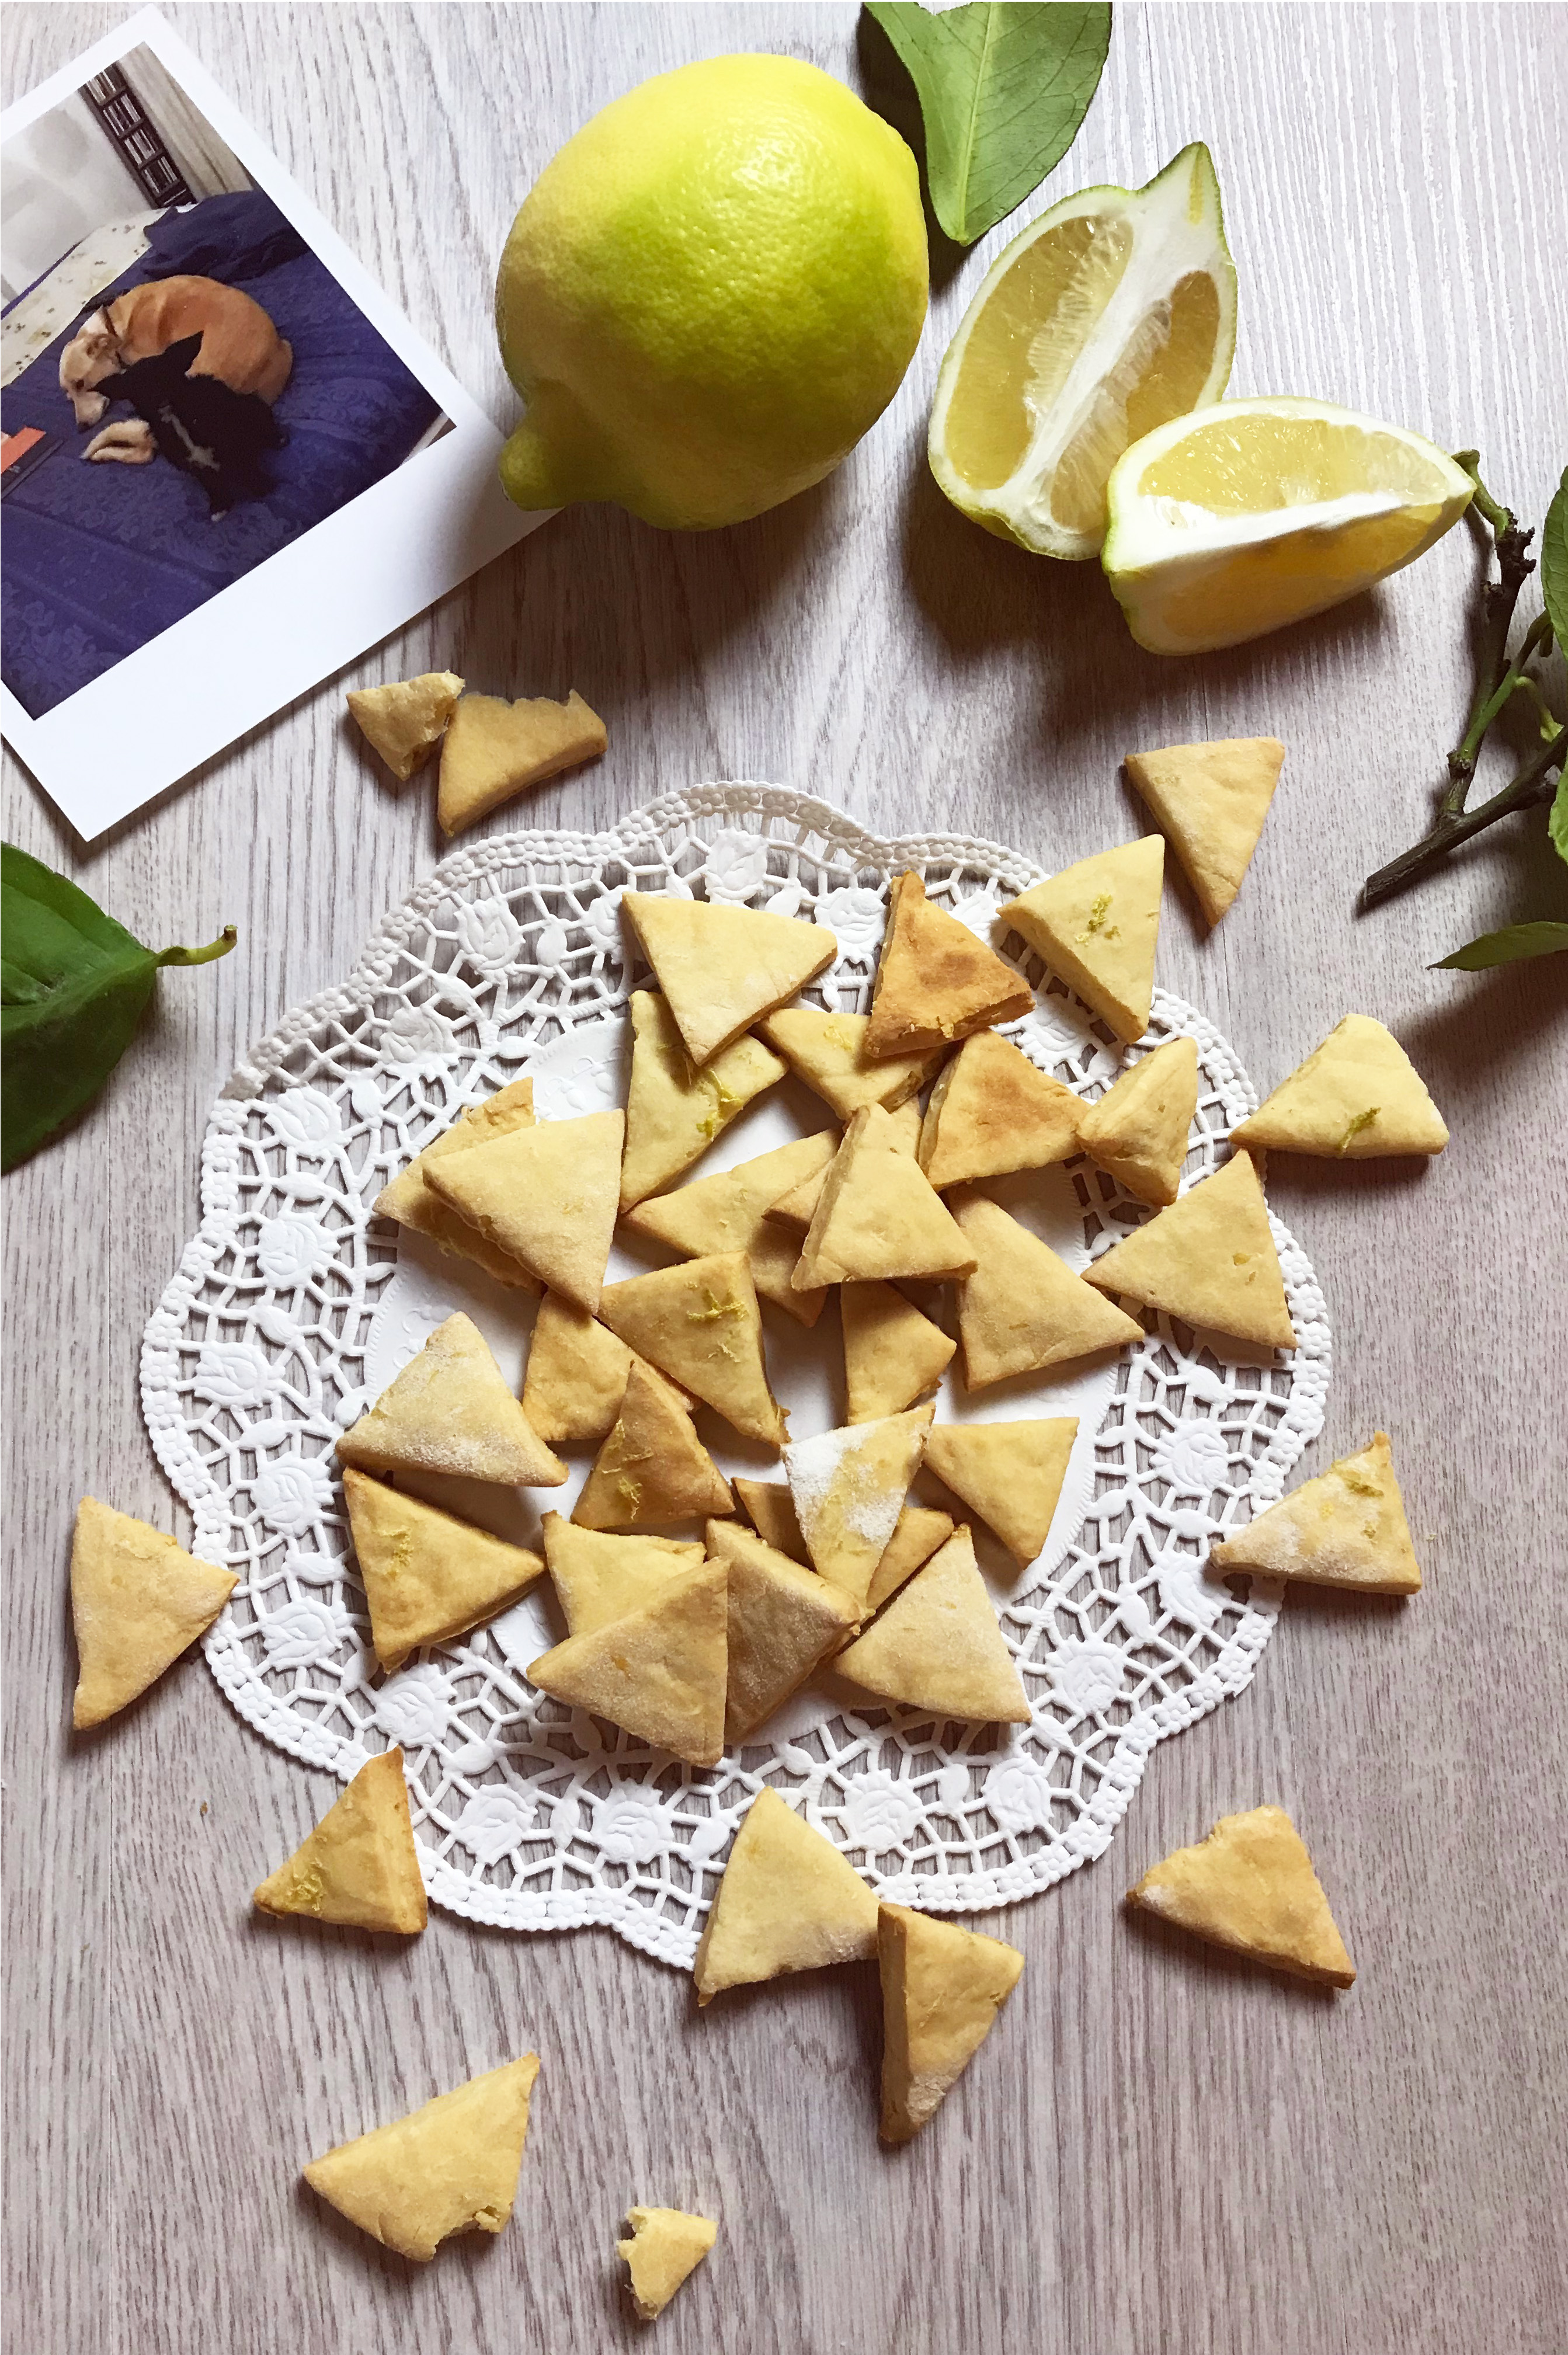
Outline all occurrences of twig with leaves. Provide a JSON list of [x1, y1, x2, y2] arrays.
[[1361, 457, 1567, 968]]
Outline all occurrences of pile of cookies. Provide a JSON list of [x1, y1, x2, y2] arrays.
[[67, 750, 1449, 2306]]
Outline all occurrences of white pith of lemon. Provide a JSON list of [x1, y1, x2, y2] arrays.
[[1101, 396, 1476, 653], [927, 143, 1237, 561]]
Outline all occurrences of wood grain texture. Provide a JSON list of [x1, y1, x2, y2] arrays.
[[4, 6, 1567, 2351]]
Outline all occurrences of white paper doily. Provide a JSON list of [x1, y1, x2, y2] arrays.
[[141, 786, 1329, 1967]]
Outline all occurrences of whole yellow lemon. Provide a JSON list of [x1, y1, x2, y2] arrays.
[[495, 54, 928, 530]]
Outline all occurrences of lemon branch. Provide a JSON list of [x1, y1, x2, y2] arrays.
[[1361, 454, 1564, 910]]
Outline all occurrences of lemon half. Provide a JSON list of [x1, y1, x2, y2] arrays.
[[1101, 396, 1475, 653], [927, 144, 1237, 560]]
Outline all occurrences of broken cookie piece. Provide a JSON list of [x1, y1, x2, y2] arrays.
[[437, 688, 606, 834], [618, 2206, 717, 2322], [347, 670, 464, 781], [303, 2054, 540, 2261]]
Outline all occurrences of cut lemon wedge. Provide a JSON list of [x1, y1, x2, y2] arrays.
[[1101, 396, 1475, 652], [927, 144, 1237, 561]]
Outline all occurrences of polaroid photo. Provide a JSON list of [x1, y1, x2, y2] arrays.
[[1, 7, 543, 840]]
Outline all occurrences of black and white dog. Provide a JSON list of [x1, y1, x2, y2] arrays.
[[86, 331, 287, 518]]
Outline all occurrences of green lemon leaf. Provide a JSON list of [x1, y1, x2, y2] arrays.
[[1541, 465, 1567, 657], [1, 844, 234, 1173], [1430, 920, 1568, 972], [1550, 772, 1568, 870], [866, 0, 1112, 245]]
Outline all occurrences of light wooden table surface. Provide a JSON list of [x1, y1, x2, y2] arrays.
[[5, 6, 1567, 2351]]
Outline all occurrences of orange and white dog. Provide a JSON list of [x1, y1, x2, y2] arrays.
[[61, 274, 292, 463]]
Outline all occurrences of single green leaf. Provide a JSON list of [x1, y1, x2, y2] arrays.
[[1550, 771, 1568, 870], [866, 0, 1112, 245], [1, 844, 235, 1173], [1431, 920, 1568, 972], [1541, 465, 1568, 656]]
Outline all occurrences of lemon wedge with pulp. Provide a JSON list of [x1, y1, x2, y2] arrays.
[[1101, 396, 1475, 653], [927, 143, 1236, 560]]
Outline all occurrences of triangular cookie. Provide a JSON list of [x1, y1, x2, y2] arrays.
[[527, 1558, 728, 1765], [437, 688, 606, 834], [1232, 1015, 1449, 1159], [521, 1294, 691, 1446], [952, 1194, 1142, 1388], [304, 2054, 540, 2261], [620, 991, 785, 1209], [374, 1080, 541, 1290], [864, 871, 1032, 1059], [1084, 1150, 1295, 1349], [757, 1007, 940, 1119], [541, 1513, 704, 1634], [599, 1252, 787, 1448], [343, 1470, 547, 1669], [424, 1109, 624, 1314], [621, 890, 837, 1067], [918, 1030, 1083, 1189], [573, 1365, 735, 1529], [1127, 1805, 1355, 1987], [999, 837, 1165, 1043], [765, 1101, 920, 1234], [618, 2208, 717, 2321], [69, 1497, 238, 1730], [338, 1312, 566, 1488], [692, 1785, 878, 2003], [878, 1902, 1024, 2143], [923, 1419, 1078, 1567], [1126, 736, 1284, 924], [867, 1505, 954, 1614], [253, 1749, 427, 1933], [842, 1280, 956, 1421], [1077, 1036, 1198, 1207], [834, 1527, 1030, 1723], [1210, 1431, 1421, 1594], [784, 1406, 933, 1610], [793, 1107, 976, 1289], [347, 670, 464, 781], [624, 1129, 835, 1328], [734, 1478, 807, 1562], [705, 1520, 860, 1740]]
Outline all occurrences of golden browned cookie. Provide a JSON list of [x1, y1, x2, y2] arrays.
[[922, 1418, 1078, 1568], [573, 1365, 735, 1530], [437, 688, 606, 833], [834, 1527, 1030, 1724], [347, 670, 464, 781], [374, 1079, 541, 1289], [1127, 1805, 1355, 1987], [337, 1312, 566, 1488], [303, 2055, 540, 2261], [599, 1251, 787, 1449], [706, 1519, 860, 1741], [424, 1108, 624, 1315], [528, 1558, 729, 1766], [69, 1497, 238, 1730], [1211, 1431, 1421, 1593], [621, 891, 836, 1067], [878, 1903, 1024, 2143], [1077, 1035, 1198, 1208], [917, 1029, 1082, 1189], [1125, 736, 1285, 924], [541, 1515, 704, 1636], [757, 1006, 941, 1118], [1083, 1149, 1295, 1349], [623, 1129, 836, 1329], [253, 1748, 427, 1933], [1000, 837, 1164, 1044], [620, 991, 785, 1209], [792, 1105, 976, 1289], [693, 1786, 878, 2003], [1231, 1015, 1448, 1158], [841, 1279, 955, 1421], [783, 1406, 934, 1610], [951, 1193, 1142, 1387], [863, 871, 1032, 1059], [343, 1469, 547, 1668], [618, 2207, 717, 2321], [521, 1294, 691, 1447]]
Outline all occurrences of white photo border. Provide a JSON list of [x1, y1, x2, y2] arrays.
[[0, 7, 543, 840]]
